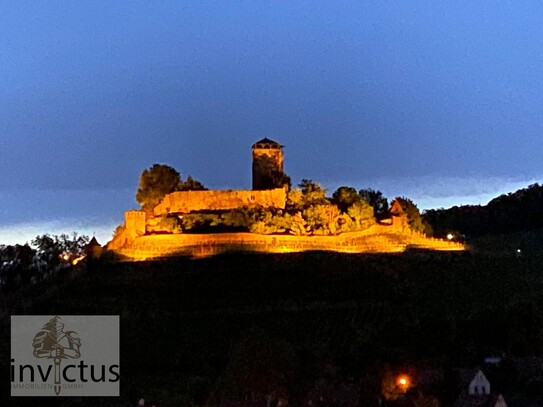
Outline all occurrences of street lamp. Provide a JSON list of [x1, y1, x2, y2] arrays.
[[396, 374, 411, 392]]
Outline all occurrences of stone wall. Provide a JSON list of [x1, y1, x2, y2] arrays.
[[153, 187, 287, 216], [110, 223, 465, 261], [125, 210, 147, 239]]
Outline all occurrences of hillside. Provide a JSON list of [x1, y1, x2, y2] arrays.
[[2, 250, 543, 406], [109, 224, 463, 261], [423, 183, 543, 238]]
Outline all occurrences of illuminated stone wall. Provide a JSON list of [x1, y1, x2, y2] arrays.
[[125, 210, 147, 239], [153, 187, 287, 216], [111, 223, 465, 261]]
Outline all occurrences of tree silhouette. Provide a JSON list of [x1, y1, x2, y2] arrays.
[[359, 188, 389, 219], [394, 197, 427, 234], [136, 164, 207, 210], [332, 186, 361, 212], [424, 183, 543, 238], [136, 164, 183, 211], [347, 201, 375, 230], [299, 179, 328, 208], [180, 175, 207, 191]]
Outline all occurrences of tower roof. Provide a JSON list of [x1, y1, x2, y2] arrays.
[[252, 138, 282, 149], [87, 236, 101, 248]]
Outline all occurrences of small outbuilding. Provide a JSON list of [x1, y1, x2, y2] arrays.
[[86, 237, 102, 260]]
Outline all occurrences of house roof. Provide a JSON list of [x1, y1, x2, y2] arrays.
[[457, 368, 488, 388], [87, 236, 101, 248], [252, 138, 282, 149], [389, 199, 405, 216]]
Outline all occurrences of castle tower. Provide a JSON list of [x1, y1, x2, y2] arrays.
[[252, 138, 284, 190]]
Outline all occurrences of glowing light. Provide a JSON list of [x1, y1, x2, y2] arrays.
[[396, 375, 411, 392], [447, 233, 454, 240], [72, 255, 86, 265], [61, 253, 70, 262]]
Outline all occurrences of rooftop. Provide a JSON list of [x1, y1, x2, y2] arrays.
[[252, 138, 282, 149]]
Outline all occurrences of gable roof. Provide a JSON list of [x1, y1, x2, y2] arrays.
[[252, 138, 282, 149], [469, 370, 490, 395], [389, 199, 405, 216], [87, 236, 101, 248]]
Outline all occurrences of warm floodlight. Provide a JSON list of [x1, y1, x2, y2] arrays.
[[396, 374, 411, 392]]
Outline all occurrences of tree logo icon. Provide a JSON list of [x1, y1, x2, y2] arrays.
[[32, 316, 82, 396]]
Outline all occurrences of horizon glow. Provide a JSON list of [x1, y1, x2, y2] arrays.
[[0, 174, 538, 246]]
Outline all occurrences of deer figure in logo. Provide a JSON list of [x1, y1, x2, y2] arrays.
[[32, 316, 81, 396]]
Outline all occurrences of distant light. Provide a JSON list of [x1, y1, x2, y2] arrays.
[[516, 249, 522, 253], [72, 255, 86, 265], [447, 233, 454, 240], [62, 253, 70, 261], [396, 374, 411, 392]]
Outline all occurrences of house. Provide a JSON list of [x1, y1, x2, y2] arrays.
[[454, 369, 507, 407], [469, 370, 490, 396]]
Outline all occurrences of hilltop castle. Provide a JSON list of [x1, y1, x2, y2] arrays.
[[108, 138, 464, 260], [121, 138, 289, 241]]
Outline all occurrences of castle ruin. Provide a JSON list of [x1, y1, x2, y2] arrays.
[[119, 138, 288, 241], [108, 138, 464, 260]]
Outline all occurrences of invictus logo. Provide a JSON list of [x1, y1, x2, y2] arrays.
[[32, 316, 82, 395], [11, 315, 120, 397]]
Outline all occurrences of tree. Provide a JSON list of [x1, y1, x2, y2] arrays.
[[289, 212, 310, 236], [32, 235, 62, 268], [359, 188, 389, 219], [347, 201, 375, 230], [32, 233, 89, 266], [250, 211, 292, 235], [332, 186, 361, 212], [304, 204, 341, 235], [394, 197, 427, 234], [221, 207, 262, 230], [299, 179, 328, 208], [57, 232, 90, 258], [286, 188, 304, 211], [180, 175, 207, 191], [136, 164, 183, 211]]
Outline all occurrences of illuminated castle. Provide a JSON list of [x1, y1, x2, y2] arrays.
[[108, 138, 464, 260], [119, 139, 289, 242]]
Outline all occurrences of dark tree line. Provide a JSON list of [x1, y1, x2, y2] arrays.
[[0, 233, 89, 290], [423, 183, 543, 238]]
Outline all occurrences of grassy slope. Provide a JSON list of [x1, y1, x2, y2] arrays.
[[2, 243, 543, 405]]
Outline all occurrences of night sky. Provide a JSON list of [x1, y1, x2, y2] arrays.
[[1, 1, 542, 244]]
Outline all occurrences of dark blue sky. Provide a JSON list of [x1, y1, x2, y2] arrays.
[[1, 1, 543, 195]]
